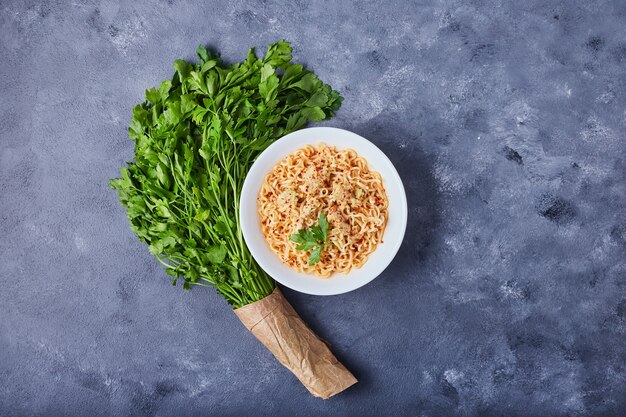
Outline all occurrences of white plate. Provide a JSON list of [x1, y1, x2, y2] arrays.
[[240, 127, 408, 295]]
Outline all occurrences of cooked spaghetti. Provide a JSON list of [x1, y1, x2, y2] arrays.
[[257, 144, 388, 277]]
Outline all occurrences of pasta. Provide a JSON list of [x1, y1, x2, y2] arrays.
[[257, 144, 388, 277]]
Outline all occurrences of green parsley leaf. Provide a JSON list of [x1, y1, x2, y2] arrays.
[[289, 212, 330, 266], [309, 246, 322, 266], [318, 212, 329, 242]]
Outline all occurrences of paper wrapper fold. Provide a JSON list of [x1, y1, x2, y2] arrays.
[[235, 287, 357, 399]]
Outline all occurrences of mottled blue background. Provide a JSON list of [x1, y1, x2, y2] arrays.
[[1, 0, 626, 416]]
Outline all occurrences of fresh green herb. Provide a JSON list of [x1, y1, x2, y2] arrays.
[[290, 212, 329, 265], [110, 41, 342, 308]]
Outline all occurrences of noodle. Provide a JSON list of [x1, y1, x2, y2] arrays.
[[257, 144, 388, 277]]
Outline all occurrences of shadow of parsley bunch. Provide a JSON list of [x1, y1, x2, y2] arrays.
[[110, 41, 342, 308]]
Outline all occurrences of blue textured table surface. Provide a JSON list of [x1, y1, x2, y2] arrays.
[[2, 1, 625, 416]]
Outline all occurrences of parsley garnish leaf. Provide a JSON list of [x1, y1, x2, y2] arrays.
[[289, 212, 330, 266], [318, 211, 329, 242], [309, 246, 323, 266]]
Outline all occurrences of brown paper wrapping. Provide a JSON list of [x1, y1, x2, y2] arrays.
[[234, 287, 357, 399]]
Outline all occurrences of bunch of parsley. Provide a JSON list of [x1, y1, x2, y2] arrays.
[[111, 41, 342, 308]]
